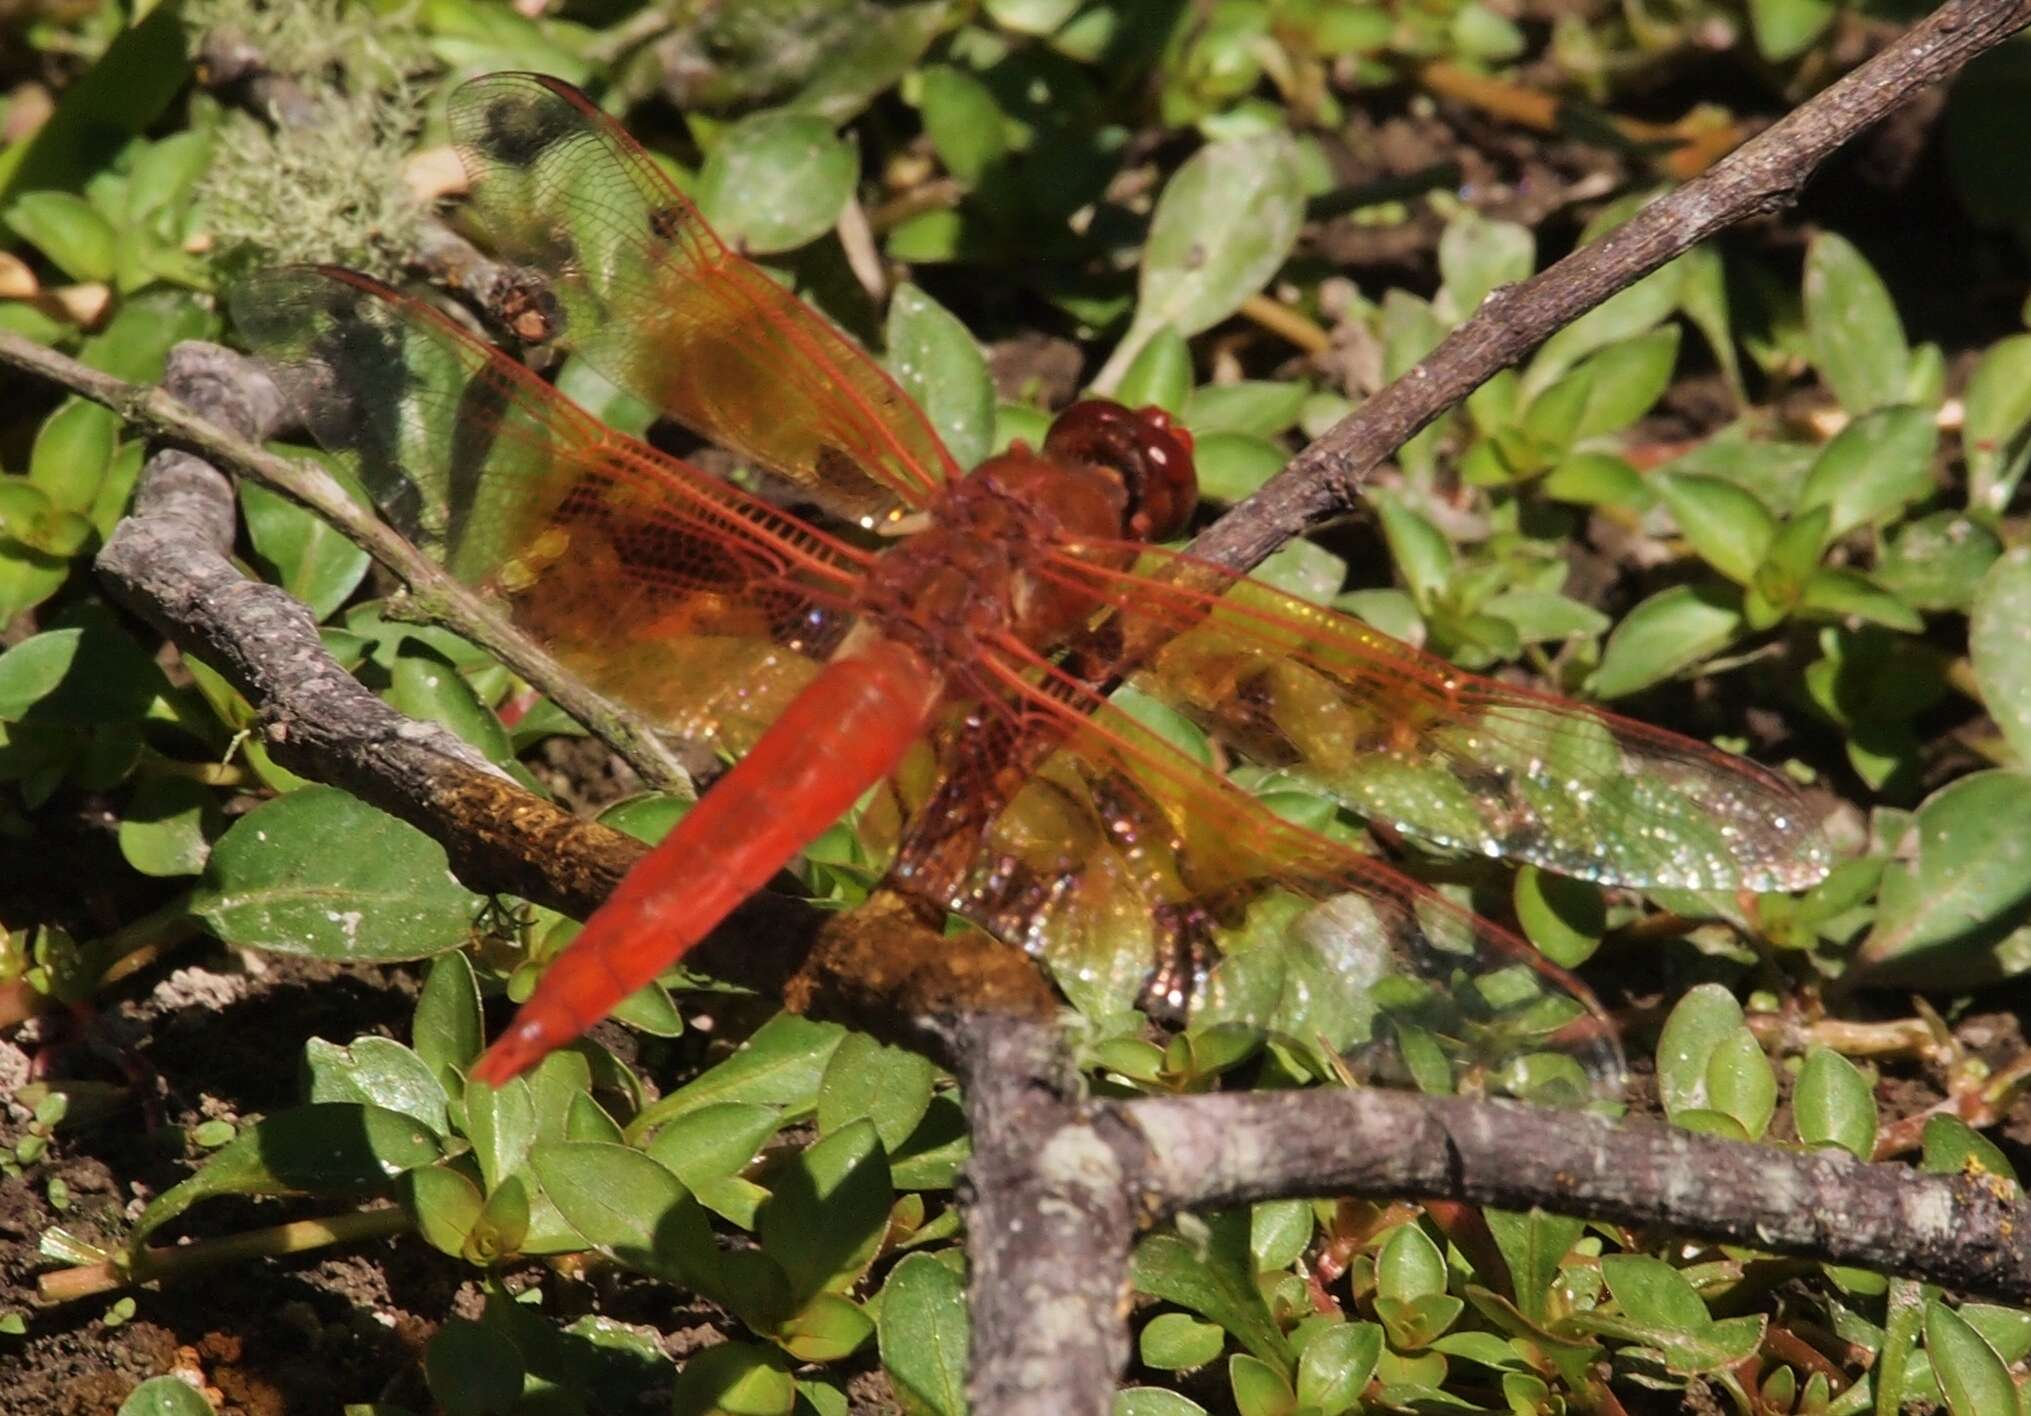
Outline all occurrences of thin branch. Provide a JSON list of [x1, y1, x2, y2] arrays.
[[0, 2, 2023, 1406], [1129, 1089, 2031, 1301], [1185, 0, 2031, 576], [948, 1020, 1145, 1416]]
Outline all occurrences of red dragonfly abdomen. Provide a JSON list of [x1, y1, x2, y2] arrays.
[[469, 636, 942, 1084]]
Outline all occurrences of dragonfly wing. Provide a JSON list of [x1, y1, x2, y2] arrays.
[[229, 267, 870, 757], [881, 641, 1623, 1099], [1032, 542, 1831, 895], [446, 72, 956, 527]]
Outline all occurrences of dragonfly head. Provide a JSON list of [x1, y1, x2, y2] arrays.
[[1043, 400, 1199, 544]]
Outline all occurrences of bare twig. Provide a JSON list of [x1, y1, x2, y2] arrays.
[[0, 2, 2025, 1407], [946, 1021, 1146, 1416], [1130, 1089, 2031, 1299]]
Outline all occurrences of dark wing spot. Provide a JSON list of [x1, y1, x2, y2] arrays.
[[814, 444, 863, 485], [646, 205, 685, 243], [476, 92, 573, 167]]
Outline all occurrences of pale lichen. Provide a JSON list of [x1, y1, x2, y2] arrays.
[[185, 0, 433, 281]]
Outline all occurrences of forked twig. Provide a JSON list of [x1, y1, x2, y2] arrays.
[[2, 2, 2028, 1408]]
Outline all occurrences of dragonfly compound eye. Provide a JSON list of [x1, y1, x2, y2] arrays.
[[1043, 399, 1199, 543]]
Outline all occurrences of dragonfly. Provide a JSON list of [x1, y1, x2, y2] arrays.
[[230, 72, 1830, 1098]]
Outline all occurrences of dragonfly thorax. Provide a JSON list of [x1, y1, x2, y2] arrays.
[[859, 400, 1200, 666]]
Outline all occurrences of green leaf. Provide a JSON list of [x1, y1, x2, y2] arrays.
[[424, 1318, 524, 1416], [635, 1012, 845, 1131], [889, 1094, 971, 1191], [0, 2, 188, 200], [1437, 211, 1533, 323], [1141, 1312, 1227, 1371], [1705, 1027, 1777, 1141], [1185, 381, 1308, 439], [1861, 771, 2031, 986], [1803, 233, 1910, 416], [646, 1102, 782, 1189], [241, 482, 371, 621], [464, 1077, 535, 1194], [527, 1141, 716, 1288], [1295, 1322, 1382, 1415], [414, 952, 484, 1093], [4, 191, 116, 281], [1654, 984, 1745, 1122], [1921, 1114, 2017, 1186], [29, 398, 116, 513], [1483, 1208, 1584, 1326], [1114, 325, 1193, 413], [130, 1103, 439, 1248], [386, 651, 513, 766], [1451, 1, 1524, 59], [878, 1253, 970, 1416], [887, 283, 993, 470], [1512, 867, 1605, 969], [695, 112, 858, 255], [1227, 1352, 1296, 1416], [306, 1037, 451, 1137], [1797, 406, 1939, 540], [1654, 472, 1776, 586], [1877, 511, 2001, 612], [1376, 1222, 1448, 1301], [759, 1119, 893, 1301], [192, 786, 485, 963], [670, 1342, 797, 1416], [1971, 548, 2031, 762], [1793, 1047, 1878, 1160], [1796, 568, 1923, 632], [1132, 1213, 1291, 1373], [1749, 0, 1836, 60], [1193, 432, 1287, 502], [1250, 1198, 1313, 1273], [816, 1032, 937, 1153], [1959, 1304, 2031, 1364], [1525, 258, 1684, 397], [1481, 588, 1609, 646], [116, 1376, 217, 1416], [917, 64, 1007, 185], [398, 1163, 484, 1259], [1925, 1300, 2019, 1416], [1585, 585, 1743, 699], [775, 1291, 873, 1363], [118, 774, 217, 878], [1964, 332, 2031, 510], [1591, 1256, 1764, 1374], [0, 610, 170, 723], [1571, 326, 1681, 440], [1099, 132, 1305, 390], [1113, 1392, 1209, 1416], [1374, 492, 1454, 611]]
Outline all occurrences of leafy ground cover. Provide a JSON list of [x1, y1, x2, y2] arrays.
[[3, 0, 2031, 1412]]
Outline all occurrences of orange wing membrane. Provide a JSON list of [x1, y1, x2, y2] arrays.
[[228, 267, 870, 758], [1034, 541, 1830, 894], [884, 634, 1626, 1098], [447, 71, 956, 528]]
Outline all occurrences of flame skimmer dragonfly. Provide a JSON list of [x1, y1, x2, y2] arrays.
[[231, 73, 1829, 1096]]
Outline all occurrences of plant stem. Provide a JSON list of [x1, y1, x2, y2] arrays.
[[37, 1206, 413, 1303]]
